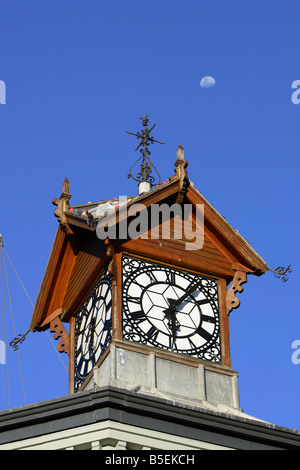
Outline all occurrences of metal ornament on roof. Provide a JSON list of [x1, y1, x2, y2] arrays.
[[10, 329, 31, 351], [126, 115, 164, 185], [268, 265, 292, 282]]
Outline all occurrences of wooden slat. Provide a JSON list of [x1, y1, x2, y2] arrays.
[[63, 233, 107, 320], [30, 227, 73, 330], [186, 186, 268, 273], [63, 231, 105, 308], [113, 238, 235, 278], [123, 210, 234, 270]]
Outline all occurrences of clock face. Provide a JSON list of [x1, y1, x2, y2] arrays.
[[74, 270, 112, 391], [122, 256, 221, 362]]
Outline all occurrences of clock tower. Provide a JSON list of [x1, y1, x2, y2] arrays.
[[3, 118, 297, 451], [28, 123, 274, 415]]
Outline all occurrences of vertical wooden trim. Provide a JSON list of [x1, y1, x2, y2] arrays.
[[112, 252, 123, 340], [218, 278, 231, 368], [68, 316, 75, 394]]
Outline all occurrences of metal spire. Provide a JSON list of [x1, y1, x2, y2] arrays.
[[126, 115, 164, 193]]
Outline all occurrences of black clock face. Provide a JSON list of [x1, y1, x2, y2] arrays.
[[74, 270, 112, 391], [122, 256, 221, 362]]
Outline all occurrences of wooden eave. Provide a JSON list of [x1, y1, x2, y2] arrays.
[[30, 179, 181, 331], [30, 226, 71, 331], [186, 185, 268, 275], [96, 180, 268, 278], [29, 226, 107, 331]]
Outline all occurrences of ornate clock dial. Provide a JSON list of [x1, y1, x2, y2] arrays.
[[74, 270, 112, 391], [122, 256, 221, 362]]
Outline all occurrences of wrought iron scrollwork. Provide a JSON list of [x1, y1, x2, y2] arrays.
[[126, 115, 164, 185], [268, 265, 292, 282], [10, 329, 31, 351]]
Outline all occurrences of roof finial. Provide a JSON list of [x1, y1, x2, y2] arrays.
[[52, 177, 73, 235], [126, 115, 164, 194], [175, 144, 189, 181]]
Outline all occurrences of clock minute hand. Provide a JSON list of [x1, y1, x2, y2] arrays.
[[163, 280, 202, 315]]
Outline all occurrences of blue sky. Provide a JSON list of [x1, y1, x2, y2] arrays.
[[0, 0, 299, 430]]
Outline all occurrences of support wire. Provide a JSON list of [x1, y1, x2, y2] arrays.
[[2, 252, 27, 405], [3, 247, 68, 374], [0, 238, 68, 410]]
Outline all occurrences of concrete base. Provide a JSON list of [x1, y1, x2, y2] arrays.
[[83, 342, 241, 413]]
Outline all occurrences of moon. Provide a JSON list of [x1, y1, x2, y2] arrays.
[[200, 76, 216, 88]]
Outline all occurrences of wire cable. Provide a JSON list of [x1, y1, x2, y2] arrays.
[[1, 247, 6, 409], [3, 247, 68, 374], [1, 246, 11, 408], [2, 252, 27, 404]]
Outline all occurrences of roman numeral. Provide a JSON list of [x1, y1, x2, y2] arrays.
[[188, 337, 197, 350], [129, 310, 146, 324], [170, 337, 178, 350], [147, 325, 159, 341], [166, 271, 176, 284], [77, 355, 89, 377], [132, 271, 157, 290], [146, 271, 158, 283], [196, 326, 213, 342], [196, 298, 211, 306], [127, 294, 141, 304], [201, 314, 216, 324]]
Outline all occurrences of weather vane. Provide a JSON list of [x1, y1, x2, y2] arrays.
[[126, 115, 164, 191]]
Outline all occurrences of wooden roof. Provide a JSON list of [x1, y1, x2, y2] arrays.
[[30, 158, 268, 332]]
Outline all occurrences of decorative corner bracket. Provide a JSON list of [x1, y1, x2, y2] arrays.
[[174, 144, 189, 204], [52, 177, 74, 235], [40, 308, 70, 355], [268, 265, 292, 282], [49, 315, 70, 355], [226, 271, 247, 316]]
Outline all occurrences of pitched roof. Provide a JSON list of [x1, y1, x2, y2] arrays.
[[63, 176, 268, 274], [30, 152, 268, 331]]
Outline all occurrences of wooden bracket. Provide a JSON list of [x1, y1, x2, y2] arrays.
[[50, 316, 70, 355], [226, 271, 247, 316], [52, 177, 74, 235], [41, 308, 70, 355]]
